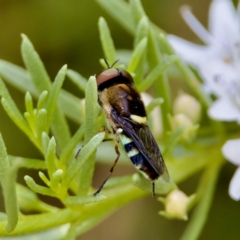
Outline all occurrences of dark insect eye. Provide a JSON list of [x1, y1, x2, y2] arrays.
[[96, 69, 119, 87], [96, 68, 134, 90]]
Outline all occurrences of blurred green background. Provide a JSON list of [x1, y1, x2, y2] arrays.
[[0, 0, 239, 239]]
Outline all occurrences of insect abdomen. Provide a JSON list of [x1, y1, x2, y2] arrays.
[[118, 131, 159, 181]]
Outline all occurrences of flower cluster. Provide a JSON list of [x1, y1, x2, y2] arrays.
[[168, 0, 240, 200]]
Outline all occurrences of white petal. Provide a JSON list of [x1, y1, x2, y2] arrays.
[[209, 0, 238, 39], [208, 98, 240, 122], [167, 35, 210, 67], [199, 59, 239, 97], [180, 6, 214, 44], [222, 139, 240, 165], [229, 167, 240, 200]]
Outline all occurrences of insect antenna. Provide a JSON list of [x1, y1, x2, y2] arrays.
[[103, 58, 120, 69]]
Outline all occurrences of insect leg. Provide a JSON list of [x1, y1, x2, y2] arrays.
[[93, 138, 120, 196], [99, 126, 112, 134], [152, 182, 155, 197]]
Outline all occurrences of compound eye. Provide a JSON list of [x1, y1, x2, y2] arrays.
[[96, 69, 119, 87], [119, 69, 134, 83]]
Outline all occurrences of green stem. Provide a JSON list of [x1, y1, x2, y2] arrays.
[[179, 154, 224, 240]]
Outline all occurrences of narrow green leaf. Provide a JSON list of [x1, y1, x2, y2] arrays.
[[61, 132, 105, 190], [138, 55, 178, 92], [0, 59, 38, 96], [96, 0, 134, 35], [50, 107, 71, 151], [21, 36, 71, 149], [146, 97, 164, 114], [9, 156, 46, 170], [76, 76, 99, 195], [21, 34, 51, 93], [98, 17, 116, 64], [25, 91, 34, 115], [37, 91, 48, 110], [0, 134, 18, 233], [127, 37, 147, 73], [64, 194, 106, 206], [130, 0, 146, 27], [50, 169, 63, 193], [0, 78, 31, 136], [46, 137, 57, 179], [0, 60, 83, 124], [46, 65, 67, 128], [60, 123, 85, 167], [16, 184, 58, 213], [59, 89, 84, 124], [134, 16, 149, 47], [24, 112, 37, 137], [163, 126, 185, 156], [24, 175, 55, 197], [67, 69, 87, 93], [36, 109, 48, 138], [84, 77, 98, 143], [39, 171, 50, 186], [41, 132, 50, 156]]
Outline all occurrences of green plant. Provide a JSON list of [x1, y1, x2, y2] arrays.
[[0, 0, 237, 239]]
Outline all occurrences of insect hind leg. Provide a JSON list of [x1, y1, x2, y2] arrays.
[[152, 182, 155, 197], [93, 140, 120, 196]]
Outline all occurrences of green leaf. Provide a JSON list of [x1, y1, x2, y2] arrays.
[[25, 91, 34, 116], [84, 77, 98, 143], [24, 175, 55, 197], [46, 65, 67, 128], [127, 37, 147, 74], [98, 17, 116, 64], [134, 16, 149, 47], [36, 109, 48, 138], [130, 0, 146, 27], [76, 76, 99, 195], [16, 184, 58, 213], [39, 171, 50, 186], [46, 137, 57, 179], [9, 156, 46, 170], [138, 55, 178, 92], [50, 170, 63, 193], [60, 123, 85, 167], [61, 132, 105, 190], [96, 0, 134, 35], [41, 132, 50, 156], [0, 134, 18, 233], [146, 97, 164, 114], [0, 59, 38, 96], [67, 69, 87, 93], [0, 78, 32, 139], [37, 91, 48, 110], [0, 60, 83, 124], [21, 34, 51, 93], [64, 194, 106, 205]]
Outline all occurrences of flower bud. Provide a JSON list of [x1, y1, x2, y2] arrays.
[[159, 189, 195, 220], [170, 114, 198, 142], [141, 92, 162, 136], [173, 93, 201, 124]]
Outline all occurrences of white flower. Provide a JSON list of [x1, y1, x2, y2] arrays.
[[168, 0, 240, 123], [222, 139, 240, 200]]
